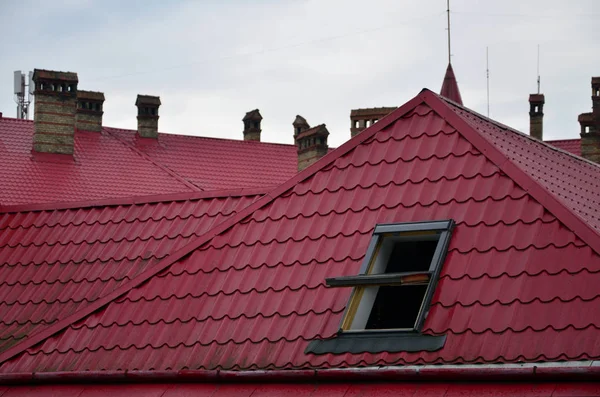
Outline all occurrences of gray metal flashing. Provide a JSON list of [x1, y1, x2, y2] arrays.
[[305, 333, 446, 355]]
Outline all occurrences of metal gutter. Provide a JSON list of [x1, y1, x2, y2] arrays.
[[0, 363, 599, 385]]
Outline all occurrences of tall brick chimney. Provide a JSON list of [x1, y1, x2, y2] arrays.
[[243, 109, 262, 141], [136, 95, 160, 138], [350, 107, 396, 138], [293, 115, 310, 137], [76, 91, 105, 132], [32, 69, 78, 155], [579, 77, 600, 163], [296, 124, 329, 171], [528, 93, 545, 140]]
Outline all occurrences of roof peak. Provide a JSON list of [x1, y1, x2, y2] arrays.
[[440, 63, 463, 105]]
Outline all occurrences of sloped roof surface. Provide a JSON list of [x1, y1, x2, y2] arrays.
[[448, 106, 600, 231], [546, 138, 581, 156], [440, 63, 463, 105], [0, 118, 198, 206], [0, 118, 298, 206], [0, 191, 261, 358], [108, 128, 298, 190], [1, 90, 600, 372]]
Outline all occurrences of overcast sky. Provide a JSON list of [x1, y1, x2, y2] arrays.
[[0, 0, 598, 147]]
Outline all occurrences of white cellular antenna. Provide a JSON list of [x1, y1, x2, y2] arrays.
[[537, 44, 541, 94], [13, 70, 33, 119], [486, 47, 490, 117]]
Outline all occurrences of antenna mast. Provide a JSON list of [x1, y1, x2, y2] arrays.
[[486, 47, 490, 117], [447, 0, 451, 64], [537, 44, 540, 94], [13, 71, 33, 120]]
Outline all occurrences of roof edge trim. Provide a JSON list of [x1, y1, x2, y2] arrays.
[[0, 363, 599, 385], [0, 92, 427, 368], [423, 90, 600, 256], [0, 186, 272, 214]]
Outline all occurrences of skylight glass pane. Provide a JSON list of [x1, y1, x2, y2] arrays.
[[365, 284, 428, 329], [385, 239, 438, 273]]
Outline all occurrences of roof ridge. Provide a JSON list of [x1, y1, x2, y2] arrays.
[[423, 90, 600, 256], [104, 127, 297, 148], [0, 186, 271, 214], [0, 92, 428, 368], [104, 129, 205, 192]]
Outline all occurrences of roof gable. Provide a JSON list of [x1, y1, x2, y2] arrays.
[[1, 90, 600, 372]]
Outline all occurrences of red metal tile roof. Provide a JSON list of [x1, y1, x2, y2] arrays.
[[1, 90, 599, 373], [546, 138, 581, 156], [107, 128, 298, 191], [440, 63, 463, 105], [0, 118, 297, 206], [0, 189, 263, 358]]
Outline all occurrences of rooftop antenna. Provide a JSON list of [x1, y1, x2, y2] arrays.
[[446, 0, 452, 64], [536, 44, 541, 94], [13, 70, 33, 120], [486, 47, 490, 117]]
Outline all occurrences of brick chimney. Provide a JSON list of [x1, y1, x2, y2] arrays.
[[350, 107, 396, 138], [136, 95, 161, 138], [296, 124, 329, 171], [76, 90, 105, 132], [32, 69, 78, 155], [579, 77, 600, 163], [293, 115, 310, 137], [528, 93, 545, 140], [243, 109, 262, 141]]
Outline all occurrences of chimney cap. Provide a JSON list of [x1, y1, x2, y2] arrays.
[[529, 93, 545, 103], [293, 115, 308, 125], [78, 90, 105, 101], [296, 124, 329, 140], [243, 109, 262, 121], [136, 95, 161, 106], [591, 77, 600, 85], [350, 107, 396, 118], [32, 69, 78, 82]]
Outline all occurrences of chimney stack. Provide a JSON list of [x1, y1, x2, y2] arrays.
[[293, 115, 310, 137], [350, 107, 396, 138], [579, 77, 600, 163], [32, 69, 78, 155], [296, 124, 329, 171], [242, 109, 262, 141], [136, 95, 161, 138], [76, 90, 105, 132], [528, 93, 545, 140]]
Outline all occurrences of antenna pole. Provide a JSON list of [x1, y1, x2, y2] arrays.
[[447, 0, 451, 64], [537, 44, 540, 94], [486, 47, 490, 117]]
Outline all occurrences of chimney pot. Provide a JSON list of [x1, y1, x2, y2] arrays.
[[350, 107, 396, 138], [528, 93, 545, 141], [136, 95, 161, 138], [242, 109, 262, 141], [293, 115, 310, 137], [296, 124, 329, 171], [76, 90, 105, 132], [32, 68, 79, 155], [579, 77, 600, 164]]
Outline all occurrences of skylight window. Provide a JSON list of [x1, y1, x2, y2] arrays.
[[326, 220, 454, 333]]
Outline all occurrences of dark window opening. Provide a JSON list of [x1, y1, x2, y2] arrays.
[[253, 121, 259, 129], [365, 284, 428, 329], [386, 240, 438, 273]]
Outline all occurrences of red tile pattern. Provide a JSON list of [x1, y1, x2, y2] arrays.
[[4, 99, 599, 372], [0, 194, 259, 356], [449, 105, 600, 232], [108, 128, 298, 191], [0, 118, 197, 206], [546, 139, 581, 156]]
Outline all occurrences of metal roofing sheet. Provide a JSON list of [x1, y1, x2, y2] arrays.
[[2, 92, 599, 372], [0, 192, 260, 356]]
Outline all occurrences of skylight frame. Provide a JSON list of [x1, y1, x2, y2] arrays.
[[327, 219, 455, 333]]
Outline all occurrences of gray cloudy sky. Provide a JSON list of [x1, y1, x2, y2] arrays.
[[0, 0, 598, 147]]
